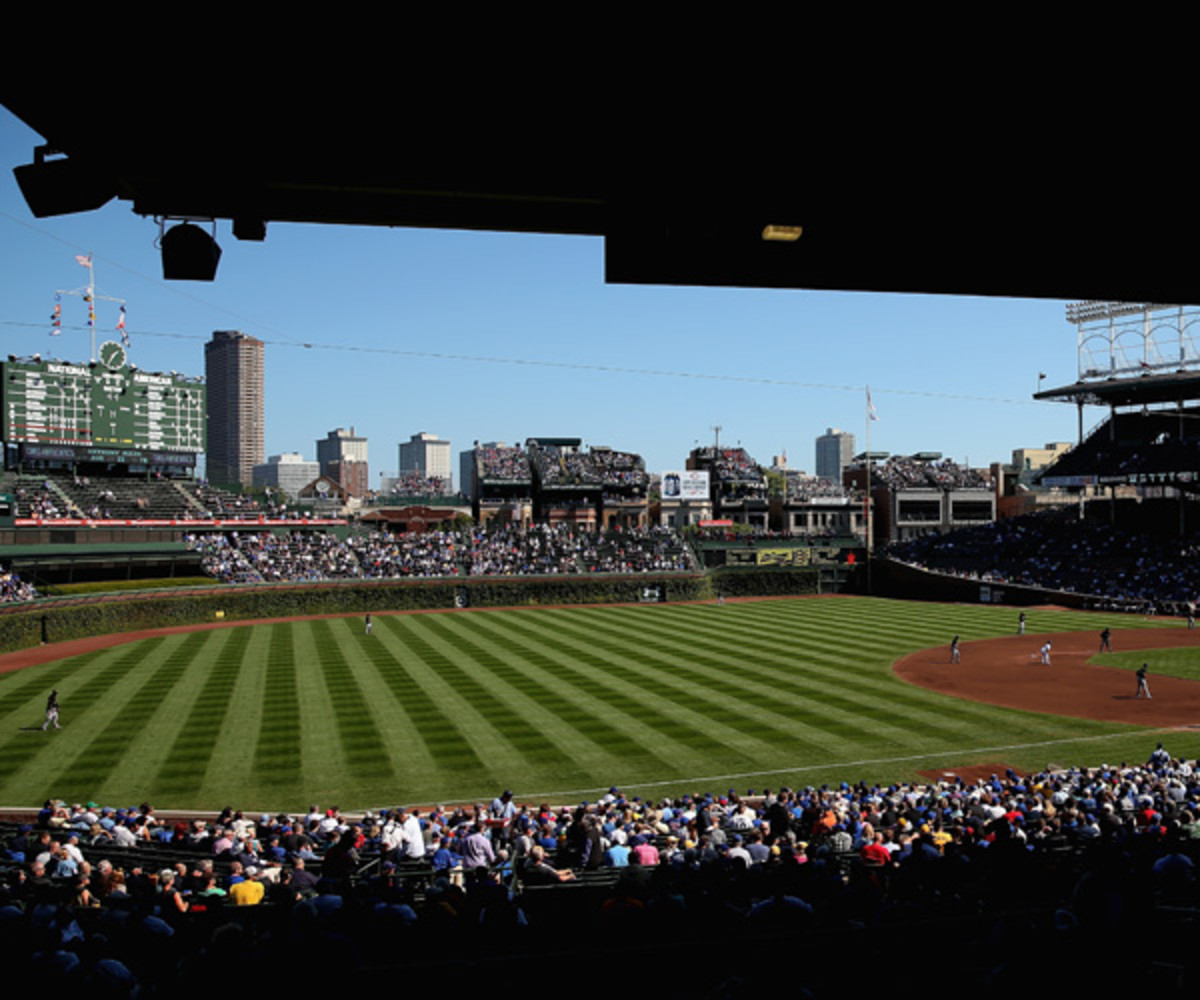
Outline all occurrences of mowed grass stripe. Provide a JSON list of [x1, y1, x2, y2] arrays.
[[613, 604, 1019, 750], [307, 621, 394, 781], [726, 598, 1008, 648], [0, 637, 169, 793], [0, 651, 104, 724], [614, 602, 1114, 745], [741, 597, 1166, 646], [455, 613, 702, 775], [152, 628, 255, 801], [43, 636, 185, 796], [545, 607, 924, 750], [253, 623, 302, 783], [405, 614, 670, 777], [359, 618, 488, 775], [401, 616, 581, 769], [463, 612, 772, 758], [531, 609, 875, 754], [717, 600, 962, 649], [330, 615, 508, 787]]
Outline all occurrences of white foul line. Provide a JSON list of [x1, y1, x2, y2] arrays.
[[519, 727, 1191, 801]]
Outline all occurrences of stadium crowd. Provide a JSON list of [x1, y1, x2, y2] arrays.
[[887, 508, 1200, 611], [188, 525, 692, 583], [6, 473, 300, 523], [0, 567, 36, 603], [525, 443, 649, 492], [377, 473, 454, 498], [705, 447, 763, 483], [12, 480, 74, 519], [785, 476, 859, 501], [5, 744, 1200, 988], [870, 456, 992, 491], [474, 445, 531, 481]]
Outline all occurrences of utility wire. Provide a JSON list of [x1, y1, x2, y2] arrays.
[[0, 319, 1053, 407], [0, 209, 1061, 407]]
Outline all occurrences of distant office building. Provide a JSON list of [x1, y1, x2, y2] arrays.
[[317, 426, 369, 497], [1012, 442, 1072, 484], [399, 432, 452, 486], [253, 453, 319, 499], [205, 330, 264, 488], [815, 428, 855, 482]]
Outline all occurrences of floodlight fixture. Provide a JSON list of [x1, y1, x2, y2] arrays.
[[159, 219, 222, 281]]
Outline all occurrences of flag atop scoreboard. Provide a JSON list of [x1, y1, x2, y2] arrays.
[[1, 353, 205, 463]]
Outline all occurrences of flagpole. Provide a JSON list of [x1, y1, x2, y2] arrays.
[[864, 386, 883, 597], [85, 255, 96, 362], [61, 254, 128, 361], [865, 385, 875, 595]]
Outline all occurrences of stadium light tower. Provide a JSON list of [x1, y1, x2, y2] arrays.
[[1067, 302, 1197, 381]]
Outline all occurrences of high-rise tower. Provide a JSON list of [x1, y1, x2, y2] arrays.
[[815, 427, 855, 482], [204, 330, 264, 488]]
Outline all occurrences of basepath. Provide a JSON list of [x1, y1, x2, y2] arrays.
[[894, 626, 1200, 727]]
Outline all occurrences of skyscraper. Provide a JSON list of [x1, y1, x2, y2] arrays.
[[205, 330, 264, 488], [815, 427, 855, 482]]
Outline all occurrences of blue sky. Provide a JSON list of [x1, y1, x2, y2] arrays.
[[0, 106, 1088, 483]]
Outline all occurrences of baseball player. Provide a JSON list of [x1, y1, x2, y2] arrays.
[[42, 689, 60, 730]]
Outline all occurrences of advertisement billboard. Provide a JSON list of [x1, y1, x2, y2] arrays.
[[662, 469, 709, 500]]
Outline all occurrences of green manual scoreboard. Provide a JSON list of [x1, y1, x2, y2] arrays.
[[1, 349, 205, 457]]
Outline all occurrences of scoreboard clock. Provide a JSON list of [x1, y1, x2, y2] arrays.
[[98, 340, 127, 371]]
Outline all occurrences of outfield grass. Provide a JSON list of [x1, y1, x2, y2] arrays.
[[0, 597, 1193, 811], [1100, 645, 1200, 681]]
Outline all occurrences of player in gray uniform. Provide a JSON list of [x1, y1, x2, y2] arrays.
[[42, 689, 60, 730]]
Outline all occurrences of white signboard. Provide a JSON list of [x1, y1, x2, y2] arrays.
[[662, 469, 710, 500]]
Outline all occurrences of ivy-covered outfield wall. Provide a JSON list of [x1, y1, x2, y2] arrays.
[[0, 566, 831, 655]]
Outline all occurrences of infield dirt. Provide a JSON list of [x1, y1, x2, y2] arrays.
[[894, 626, 1200, 727]]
